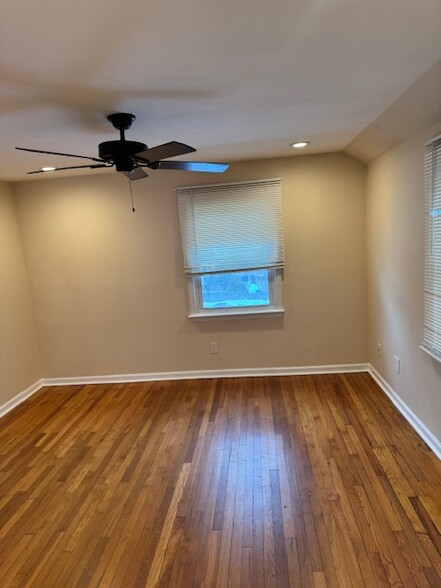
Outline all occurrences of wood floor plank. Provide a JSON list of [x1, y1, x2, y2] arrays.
[[0, 373, 440, 587], [145, 463, 191, 587]]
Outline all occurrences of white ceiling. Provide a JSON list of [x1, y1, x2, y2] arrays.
[[1, 0, 440, 181]]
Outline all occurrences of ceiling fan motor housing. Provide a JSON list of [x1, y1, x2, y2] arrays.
[[98, 140, 147, 172]]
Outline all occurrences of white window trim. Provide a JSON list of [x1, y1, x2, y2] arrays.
[[187, 269, 284, 319], [420, 344, 441, 363]]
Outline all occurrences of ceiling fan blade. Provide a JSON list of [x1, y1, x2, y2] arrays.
[[16, 147, 104, 163], [134, 141, 196, 163], [150, 161, 229, 173], [27, 164, 110, 175], [124, 167, 149, 181]]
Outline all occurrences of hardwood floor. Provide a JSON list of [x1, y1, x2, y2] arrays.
[[0, 373, 440, 587]]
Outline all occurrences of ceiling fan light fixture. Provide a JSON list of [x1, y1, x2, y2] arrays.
[[41, 166, 56, 172], [290, 141, 310, 149]]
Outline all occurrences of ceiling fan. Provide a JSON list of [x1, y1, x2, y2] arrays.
[[16, 113, 229, 180]]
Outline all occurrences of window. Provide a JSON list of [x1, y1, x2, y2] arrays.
[[201, 269, 270, 309], [422, 135, 441, 360], [177, 178, 284, 317]]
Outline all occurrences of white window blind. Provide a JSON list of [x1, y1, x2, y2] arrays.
[[177, 178, 284, 275], [423, 135, 441, 359]]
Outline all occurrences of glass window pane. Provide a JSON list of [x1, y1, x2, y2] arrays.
[[201, 269, 270, 309]]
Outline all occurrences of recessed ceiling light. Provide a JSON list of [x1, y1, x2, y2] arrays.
[[290, 141, 310, 149], [41, 166, 56, 172]]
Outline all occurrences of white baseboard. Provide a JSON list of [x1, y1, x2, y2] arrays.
[[368, 365, 441, 460], [42, 363, 370, 386], [2, 364, 439, 462], [0, 379, 44, 419], [0, 364, 368, 420]]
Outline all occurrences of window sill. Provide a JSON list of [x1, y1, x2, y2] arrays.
[[420, 344, 441, 364], [188, 308, 285, 320]]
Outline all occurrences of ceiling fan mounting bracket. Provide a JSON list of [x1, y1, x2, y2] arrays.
[[106, 113, 136, 131]]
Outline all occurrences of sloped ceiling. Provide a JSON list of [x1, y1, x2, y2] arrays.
[[1, 0, 440, 181], [344, 60, 441, 162]]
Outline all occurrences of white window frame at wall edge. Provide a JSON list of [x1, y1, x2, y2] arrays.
[[186, 269, 284, 319], [420, 344, 441, 364], [424, 132, 441, 146]]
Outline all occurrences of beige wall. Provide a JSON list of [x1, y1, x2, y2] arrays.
[[14, 153, 368, 377], [366, 123, 441, 441], [0, 182, 41, 405]]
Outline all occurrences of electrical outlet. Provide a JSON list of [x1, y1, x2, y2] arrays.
[[393, 355, 400, 373], [210, 341, 219, 354], [376, 342, 382, 358]]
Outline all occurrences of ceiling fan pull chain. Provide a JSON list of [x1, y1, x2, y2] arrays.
[[129, 179, 136, 213]]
